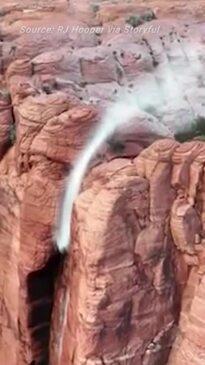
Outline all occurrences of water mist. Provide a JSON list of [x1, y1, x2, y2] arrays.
[[56, 38, 205, 253], [55, 97, 142, 252], [55, 36, 205, 364]]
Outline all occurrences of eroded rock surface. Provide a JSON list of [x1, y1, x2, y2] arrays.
[[50, 151, 183, 365], [50, 140, 205, 365], [0, 1, 205, 365]]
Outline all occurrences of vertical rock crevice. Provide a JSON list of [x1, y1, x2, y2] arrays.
[[26, 253, 63, 365]]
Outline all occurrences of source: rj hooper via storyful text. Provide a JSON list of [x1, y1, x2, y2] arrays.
[[19, 24, 161, 35]]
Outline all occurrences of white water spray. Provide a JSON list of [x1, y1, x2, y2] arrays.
[[56, 97, 142, 251], [54, 36, 205, 364], [56, 40, 205, 252]]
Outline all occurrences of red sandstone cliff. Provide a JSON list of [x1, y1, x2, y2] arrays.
[[0, 1, 205, 365]]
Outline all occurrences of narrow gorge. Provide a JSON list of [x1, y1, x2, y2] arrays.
[[0, 1, 205, 365]]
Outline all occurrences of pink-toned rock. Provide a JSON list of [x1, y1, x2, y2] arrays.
[[0, 96, 99, 365], [0, 89, 13, 157], [49, 139, 205, 365], [1, 2, 205, 365], [167, 142, 205, 365], [50, 145, 186, 365]]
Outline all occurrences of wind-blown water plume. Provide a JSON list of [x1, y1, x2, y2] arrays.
[[55, 40, 205, 252], [54, 38, 205, 364], [55, 96, 142, 252]]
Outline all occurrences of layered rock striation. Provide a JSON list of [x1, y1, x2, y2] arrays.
[[0, 1, 205, 365], [50, 139, 205, 365]]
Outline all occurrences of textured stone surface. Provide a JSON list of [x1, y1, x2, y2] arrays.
[[50, 153, 184, 365], [0, 1, 205, 365], [0, 88, 100, 364], [49, 140, 205, 365]]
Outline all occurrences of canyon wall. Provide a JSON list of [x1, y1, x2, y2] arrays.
[[0, 1, 205, 365], [50, 139, 205, 365]]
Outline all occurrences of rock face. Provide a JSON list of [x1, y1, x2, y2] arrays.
[[0, 1, 205, 365], [49, 151, 184, 365], [0, 104, 98, 365], [50, 140, 205, 365]]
